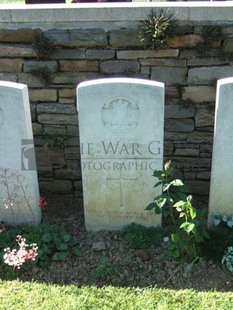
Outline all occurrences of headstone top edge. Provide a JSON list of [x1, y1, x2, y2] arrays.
[[0, 81, 27, 90], [217, 77, 233, 87], [77, 78, 164, 90]]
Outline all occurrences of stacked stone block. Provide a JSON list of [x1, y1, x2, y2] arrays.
[[0, 19, 232, 201]]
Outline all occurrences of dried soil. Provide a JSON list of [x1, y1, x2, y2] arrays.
[[21, 196, 233, 291]]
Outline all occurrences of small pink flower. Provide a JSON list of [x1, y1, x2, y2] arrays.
[[39, 196, 48, 211]]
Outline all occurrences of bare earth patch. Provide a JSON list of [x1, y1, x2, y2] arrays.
[[20, 196, 233, 291]]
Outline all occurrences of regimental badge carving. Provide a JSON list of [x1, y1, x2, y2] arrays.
[[0, 105, 4, 129], [102, 99, 140, 133]]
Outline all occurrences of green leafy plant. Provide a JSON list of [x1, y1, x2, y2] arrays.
[[33, 32, 56, 59], [146, 161, 208, 262], [213, 212, 233, 228], [139, 11, 177, 50], [0, 224, 81, 274], [91, 256, 115, 279], [196, 26, 225, 57], [120, 222, 173, 250], [222, 246, 233, 272]]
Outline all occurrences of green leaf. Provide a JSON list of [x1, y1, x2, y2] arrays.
[[189, 207, 196, 220], [154, 195, 167, 208], [145, 202, 157, 210], [56, 243, 69, 251], [52, 251, 70, 261], [171, 179, 184, 187], [72, 246, 81, 256], [154, 180, 163, 188], [154, 205, 162, 214], [180, 222, 195, 234], [41, 233, 52, 242], [60, 232, 71, 242], [69, 238, 79, 246], [163, 183, 171, 191], [152, 170, 164, 179], [174, 200, 185, 209]]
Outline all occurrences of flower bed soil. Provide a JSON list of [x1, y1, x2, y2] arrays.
[[20, 196, 233, 291]]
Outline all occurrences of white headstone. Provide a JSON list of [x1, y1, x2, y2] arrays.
[[77, 78, 164, 231], [0, 81, 41, 226], [209, 77, 233, 224]]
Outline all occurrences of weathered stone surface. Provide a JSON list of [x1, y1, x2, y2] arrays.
[[164, 131, 187, 141], [179, 50, 199, 59], [187, 58, 229, 67], [39, 180, 73, 193], [140, 66, 150, 75], [18, 73, 45, 87], [0, 59, 22, 72], [60, 60, 99, 72], [66, 125, 79, 137], [86, 49, 115, 60], [175, 148, 199, 156], [165, 104, 195, 119], [30, 103, 36, 122], [43, 125, 66, 135], [36, 146, 65, 168], [187, 131, 213, 144], [196, 171, 210, 180], [59, 88, 75, 99], [200, 144, 213, 157], [77, 78, 164, 231], [51, 48, 85, 60], [74, 180, 82, 191], [51, 72, 101, 84], [0, 28, 39, 43], [92, 241, 107, 252], [184, 171, 196, 180], [38, 113, 78, 125], [32, 123, 43, 135], [29, 89, 57, 102], [117, 49, 179, 59], [66, 160, 80, 169], [140, 59, 186, 67], [24, 61, 58, 73], [165, 119, 194, 132], [164, 141, 174, 156], [185, 180, 210, 195], [64, 138, 80, 147], [223, 38, 233, 53], [182, 86, 215, 103], [167, 35, 204, 48], [109, 29, 143, 47], [100, 60, 139, 74], [171, 157, 211, 172], [188, 66, 233, 85], [209, 78, 233, 222], [166, 86, 180, 98], [195, 107, 215, 127], [55, 169, 81, 179], [151, 67, 187, 85], [37, 103, 76, 115], [0, 82, 41, 226], [0, 44, 37, 57], [45, 29, 107, 47], [0, 73, 17, 82]]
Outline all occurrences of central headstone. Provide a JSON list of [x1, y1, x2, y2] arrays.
[[209, 77, 233, 224], [77, 78, 164, 231], [0, 81, 41, 226]]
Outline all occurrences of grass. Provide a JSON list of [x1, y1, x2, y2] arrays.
[[0, 280, 233, 310]]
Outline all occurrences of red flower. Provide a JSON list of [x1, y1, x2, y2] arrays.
[[39, 196, 48, 211]]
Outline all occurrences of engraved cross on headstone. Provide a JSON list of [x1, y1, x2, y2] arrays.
[[107, 169, 138, 209]]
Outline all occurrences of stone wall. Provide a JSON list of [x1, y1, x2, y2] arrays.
[[1, 3, 233, 201]]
